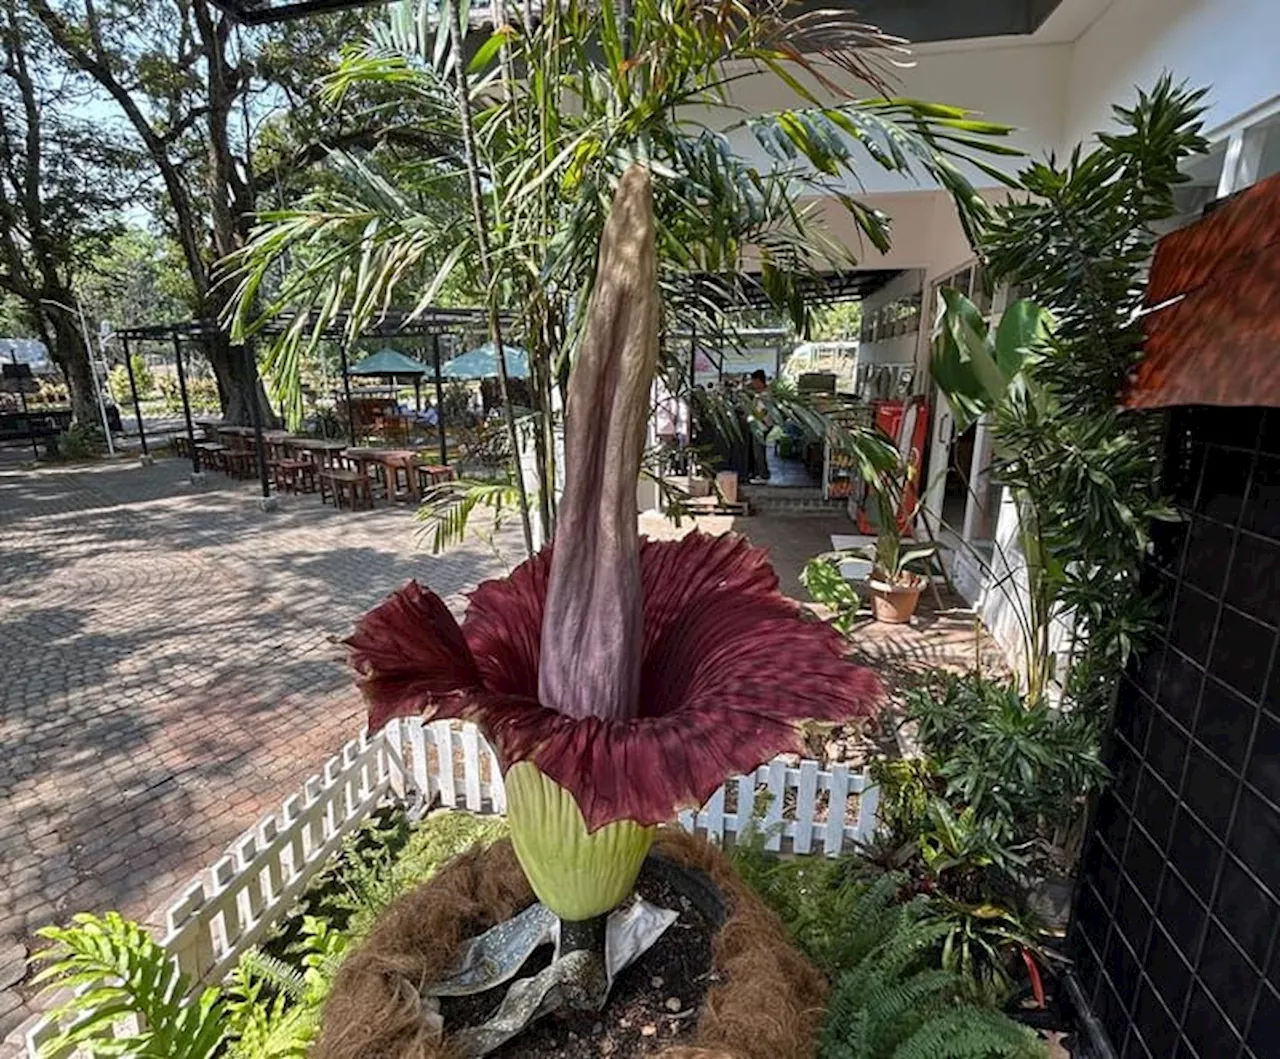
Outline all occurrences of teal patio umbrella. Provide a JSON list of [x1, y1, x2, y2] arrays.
[[441, 342, 530, 379], [348, 348, 431, 410]]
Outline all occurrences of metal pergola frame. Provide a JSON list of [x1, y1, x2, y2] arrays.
[[113, 308, 501, 498]]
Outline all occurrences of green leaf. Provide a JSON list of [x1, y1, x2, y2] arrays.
[[467, 26, 513, 73], [992, 298, 1049, 379]]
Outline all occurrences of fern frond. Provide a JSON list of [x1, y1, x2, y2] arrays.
[[33, 912, 226, 1059], [892, 1007, 1045, 1059], [818, 901, 1045, 1059], [235, 950, 308, 1001]]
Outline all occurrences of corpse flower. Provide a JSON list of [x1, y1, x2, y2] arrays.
[[347, 166, 880, 1006]]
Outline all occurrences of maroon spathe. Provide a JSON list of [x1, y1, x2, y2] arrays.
[[536, 165, 659, 723], [348, 533, 881, 831]]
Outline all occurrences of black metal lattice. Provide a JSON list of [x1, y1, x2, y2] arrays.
[[1069, 405, 1280, 1059]]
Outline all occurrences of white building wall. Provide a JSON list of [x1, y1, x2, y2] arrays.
[[1062, 0, 1280, 149], [858, 270, 924, 367]]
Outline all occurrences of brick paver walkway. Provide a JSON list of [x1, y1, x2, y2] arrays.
[[0, 455, 518, 1049]]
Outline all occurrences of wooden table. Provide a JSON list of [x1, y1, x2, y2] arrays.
[[262, 431, 300, 464], [318, 468, 373, 510], [195, 441, 226, 473], [273, 458, 317, 494], [289, 438, 348, 470], [415, 463, 457, 495], [216, 425, 255, 451], [343, 447, 421, 502]]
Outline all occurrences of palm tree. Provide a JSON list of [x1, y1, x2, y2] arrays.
[[225, 0, 1020, 552]]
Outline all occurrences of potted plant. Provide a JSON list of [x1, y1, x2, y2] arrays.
[[860, 525, 936, 623], [850, 475, 937, 624]]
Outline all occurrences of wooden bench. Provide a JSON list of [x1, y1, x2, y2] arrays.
[[319, 469, 373, 511], [273, 458, 317, 494]]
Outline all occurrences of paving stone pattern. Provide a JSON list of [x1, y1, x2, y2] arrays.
[[0, 456, 519, 1052]]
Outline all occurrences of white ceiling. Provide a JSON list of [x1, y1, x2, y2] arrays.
[[1034, 0, 1117, 41]]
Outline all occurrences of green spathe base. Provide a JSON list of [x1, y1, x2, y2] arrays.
[[505, 762, 655, 921]]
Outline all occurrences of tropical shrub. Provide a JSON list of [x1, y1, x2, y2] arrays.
[[931, 77, 1209, 715], [157, 374, 220, 413], [108, 354, 155, 403], [729, 849, 1045, 1059], [906, 673, 1108, 847], [54, 422, 102, 460], [801, 554, 864, 635], [856, 671, 1111, 1002]]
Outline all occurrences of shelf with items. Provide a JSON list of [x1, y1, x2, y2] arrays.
[[818, 397, 873, 502]]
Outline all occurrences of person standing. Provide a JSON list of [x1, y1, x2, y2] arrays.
[[747, 370, 771, 483]]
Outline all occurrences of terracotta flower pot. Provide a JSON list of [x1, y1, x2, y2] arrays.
[[869, 579, 923, 624]]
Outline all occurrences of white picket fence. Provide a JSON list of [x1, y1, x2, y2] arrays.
[[25, 719, 877, 1056]]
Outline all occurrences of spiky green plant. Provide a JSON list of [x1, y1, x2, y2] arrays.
[[223, 918, 348, 1059], [326, 811, 508, 943]]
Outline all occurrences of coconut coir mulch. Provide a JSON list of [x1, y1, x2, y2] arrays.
[[314, 829, 828, 1059]]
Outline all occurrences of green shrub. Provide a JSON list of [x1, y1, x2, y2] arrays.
[[108, 354, 155, 403], [55, 422, 102, 460], [905, 673, 1108, 846], [732, 840, 888, 977], [157, 373, 220, 413], [801, 556, 862, 635], [330, 809, 509, 942]]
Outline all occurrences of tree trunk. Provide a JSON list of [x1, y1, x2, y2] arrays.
[[204, 332, 277, 426], [44, 304, 99, 428]]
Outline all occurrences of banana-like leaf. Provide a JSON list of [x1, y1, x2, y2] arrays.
[[931, 289, 1051, 434]]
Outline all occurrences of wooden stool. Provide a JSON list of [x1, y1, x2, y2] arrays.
[[415, 464, 456, 493], [224, 450, 256, 478], [195, 442, 226, 473], [319, 469, 373, 511], [172, 436, 191, 459], [273, 459, 317, 494]]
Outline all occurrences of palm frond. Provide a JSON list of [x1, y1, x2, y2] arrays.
[[415, 478, 525, 553]]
